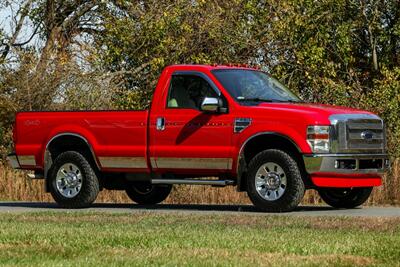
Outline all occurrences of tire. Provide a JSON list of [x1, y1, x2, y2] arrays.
[[246, 149, 305, 212], [48, 151, 99, 208], [318, 187, 373, 209], [126, 182, 172, 205]]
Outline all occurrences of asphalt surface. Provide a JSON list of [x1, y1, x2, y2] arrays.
[[0, 202, 399, 217]]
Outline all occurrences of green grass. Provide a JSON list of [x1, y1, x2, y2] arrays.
[[0, 212, 399, 266]]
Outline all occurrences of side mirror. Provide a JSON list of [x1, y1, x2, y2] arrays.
[[200, 97, 221, 112]]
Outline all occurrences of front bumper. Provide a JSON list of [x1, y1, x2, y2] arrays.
[[303, 153, 389, 175], [7, 153, 21, 169], [303, 153, 390, 188]]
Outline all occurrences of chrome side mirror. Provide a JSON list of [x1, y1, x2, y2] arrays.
[[200, 97, 220, 112]]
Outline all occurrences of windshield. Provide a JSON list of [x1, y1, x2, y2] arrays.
[[212, 69, 301, 103]]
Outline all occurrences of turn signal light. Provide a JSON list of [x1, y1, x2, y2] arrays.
[[307, 126, 331, 153]]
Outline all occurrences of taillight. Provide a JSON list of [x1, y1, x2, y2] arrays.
[[12, 120, 17, 145]]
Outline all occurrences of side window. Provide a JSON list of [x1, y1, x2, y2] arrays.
[[167, 75, 219, 109]]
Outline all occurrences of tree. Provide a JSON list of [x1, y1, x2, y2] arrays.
[[0, 0, 399, 158], [96, 0, 262, 109], [0, 0, 112, 156]]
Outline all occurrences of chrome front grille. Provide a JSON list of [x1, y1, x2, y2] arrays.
[[330, 114, 386, 153], [346, 119, 384, 151]]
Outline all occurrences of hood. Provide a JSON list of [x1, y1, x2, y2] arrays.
[[247, 102, 374, 124]]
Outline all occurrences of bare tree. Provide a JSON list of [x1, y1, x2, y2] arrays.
[[0, 0, 35, 60]]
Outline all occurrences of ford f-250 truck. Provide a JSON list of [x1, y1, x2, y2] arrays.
[[7, 64, 389, 211]]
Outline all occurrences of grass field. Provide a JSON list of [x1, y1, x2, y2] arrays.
[[0, 212, 399, 266]]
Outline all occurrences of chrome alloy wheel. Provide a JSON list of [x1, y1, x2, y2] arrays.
[[255, 162, 287, 201], [56, 163, 83, 198]]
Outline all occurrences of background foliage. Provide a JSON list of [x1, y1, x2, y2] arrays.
[[0, 0, 399, 159]]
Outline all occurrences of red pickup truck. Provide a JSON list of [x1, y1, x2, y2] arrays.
[[7, 64, 389, 211]]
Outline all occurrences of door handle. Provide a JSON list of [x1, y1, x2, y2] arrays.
[[156, 117, 165, 131]]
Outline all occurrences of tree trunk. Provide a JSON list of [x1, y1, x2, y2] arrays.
[[1, 0, 33, 60], [372, 38, 378, 72], [30, 26, 63, 110]]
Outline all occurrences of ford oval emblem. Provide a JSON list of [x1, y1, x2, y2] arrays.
[[361, 130, 374, 141]]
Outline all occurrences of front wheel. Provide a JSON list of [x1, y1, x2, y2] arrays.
[[246, 149, 305, 212], [126, 183, 172, 205], [318, 187, 373, 208]]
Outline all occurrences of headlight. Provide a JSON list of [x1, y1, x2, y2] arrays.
[[307, 126, 331, 153]]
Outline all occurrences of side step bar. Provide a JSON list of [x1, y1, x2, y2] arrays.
[[151, 179, 235, 186], [27, 172, 44, 179]]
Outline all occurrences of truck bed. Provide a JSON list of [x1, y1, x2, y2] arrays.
[[14, 110, 149, 171]]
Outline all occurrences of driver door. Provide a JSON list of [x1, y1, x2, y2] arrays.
[[149, 72, 233, 173]]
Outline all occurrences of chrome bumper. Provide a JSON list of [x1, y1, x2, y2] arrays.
[[7, 153, 21, 169], [303, 154, 390, 174]]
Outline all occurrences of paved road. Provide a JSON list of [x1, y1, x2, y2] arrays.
[[0, 202, 399, 217]]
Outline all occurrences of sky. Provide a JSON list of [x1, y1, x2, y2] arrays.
[[0, 1, 38, 47]]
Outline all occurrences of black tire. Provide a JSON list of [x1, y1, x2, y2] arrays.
[[246, 149, 305, 212], [318, 187, 373, 208], [48, 151, 99, 208], [126, 182, 172, 205]]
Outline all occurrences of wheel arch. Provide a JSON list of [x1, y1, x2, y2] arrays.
[[236, 132, 309, 191], [44, 133, 100, 191]]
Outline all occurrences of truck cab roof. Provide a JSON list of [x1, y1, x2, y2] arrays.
[[164, 64, 258, 72]]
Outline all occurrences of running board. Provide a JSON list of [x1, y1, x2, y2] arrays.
[[151, 179, 235, 186]]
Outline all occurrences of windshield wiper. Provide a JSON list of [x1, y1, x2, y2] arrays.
[[237, 97, 303, 103], [237, 97, 275, 102], [269, 99, 304, 103]]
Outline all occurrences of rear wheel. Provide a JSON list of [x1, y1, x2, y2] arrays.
[[126, 182, 172, 205], [48, 151, 99, 208], [318, 187, 373, 208], [246, 149, 305, 212]]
